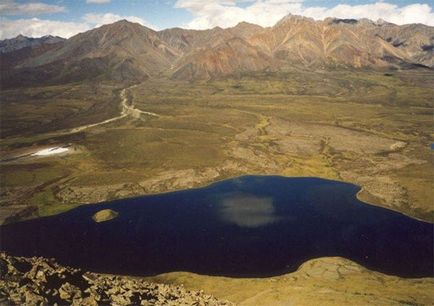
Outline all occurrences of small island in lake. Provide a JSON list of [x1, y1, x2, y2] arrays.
[[92, 209, 119, 223]]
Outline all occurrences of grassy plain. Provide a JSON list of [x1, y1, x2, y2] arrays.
[[1, 69, 433, 223]]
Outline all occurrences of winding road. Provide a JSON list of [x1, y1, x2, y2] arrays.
[[71, 84, 158, 133]]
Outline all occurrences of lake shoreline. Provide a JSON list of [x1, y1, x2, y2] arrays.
[[1, 176, 432, 279], [6, 174, 431, 225], [2, 251, 433, 306]]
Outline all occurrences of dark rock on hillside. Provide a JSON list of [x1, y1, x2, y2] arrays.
[[330, 18, 358, 25]]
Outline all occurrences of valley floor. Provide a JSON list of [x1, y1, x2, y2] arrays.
[[1, 69, 433, 223]]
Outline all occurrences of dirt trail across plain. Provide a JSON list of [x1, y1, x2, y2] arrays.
[[70, 84, 158, 133], [0, 84, 159, 164]]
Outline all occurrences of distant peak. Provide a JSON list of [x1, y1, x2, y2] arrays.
[[115, 19, 130, 24], [101, 19, 154, 32], [14, 34, 29, 40], [105, 19, 138, 28], [276, 14, 314, 26], [236, 21, 253, 27], [233, 21, 262, 29], [375, 18, 394, 26], [282, 13, 308, 20], [113, 19, 146, 27]]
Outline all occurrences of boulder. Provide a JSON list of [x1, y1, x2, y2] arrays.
[[0, 252, 233, 305], [59, 282, 81, 302]]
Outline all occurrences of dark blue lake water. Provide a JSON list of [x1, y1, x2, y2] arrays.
[[0, 176, 432, 278]]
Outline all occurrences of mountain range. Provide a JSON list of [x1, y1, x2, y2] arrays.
[[1, 15, 433, 87], [0, 35, 65, 54]]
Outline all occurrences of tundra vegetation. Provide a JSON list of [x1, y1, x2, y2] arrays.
[[1, 69, 433, 224]]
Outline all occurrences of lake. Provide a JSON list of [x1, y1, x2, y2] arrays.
[[0, 176, 432, 278]]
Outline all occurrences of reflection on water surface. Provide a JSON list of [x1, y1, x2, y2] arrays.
[[1, 176, 432, 278], [219, 193, 278, 227]]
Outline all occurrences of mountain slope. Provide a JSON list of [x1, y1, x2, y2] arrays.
[[2, 20, 181, 86], [0, 39, 64, 71], [0, 35, 65, 53], [371, 22, 434, 67], [171, 37, 271, 80], [168, 16, 433, 79], [25, 20, 182, 81], [245, 16, 432, 69], [1, 16, 433, 87]]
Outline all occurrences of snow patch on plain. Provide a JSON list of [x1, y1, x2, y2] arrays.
[[31, 147, 69, 156]]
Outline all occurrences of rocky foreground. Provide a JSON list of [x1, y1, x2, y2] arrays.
[[0, 253, 233, 305]]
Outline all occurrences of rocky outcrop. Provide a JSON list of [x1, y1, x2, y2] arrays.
[[0, 253, 233, 305]]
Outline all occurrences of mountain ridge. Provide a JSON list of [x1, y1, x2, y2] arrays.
[[0, 35, 65, 54], [1, 15, 433, 87]]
